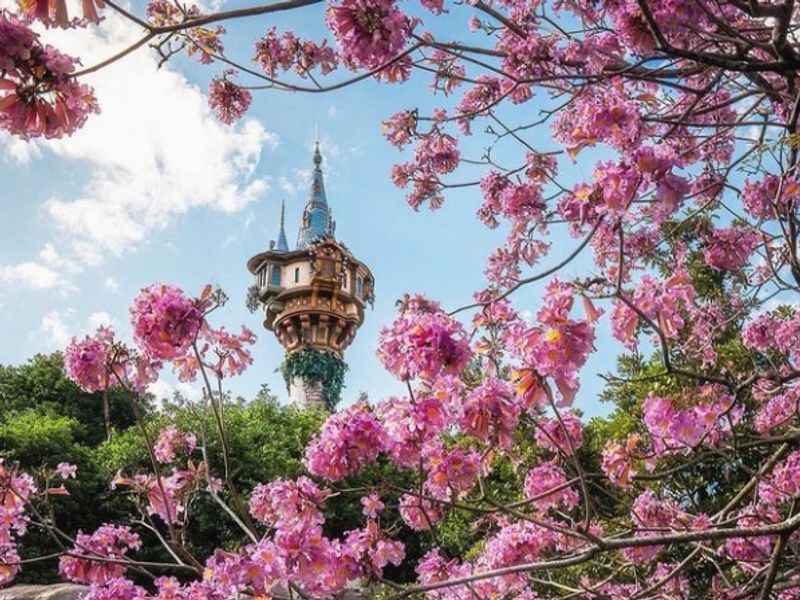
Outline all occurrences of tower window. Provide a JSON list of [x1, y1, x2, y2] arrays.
[[342, 273, 348, 290], [356, 276, 363, 298], [270, 265, 281, 286], [294, 267, 300, 283]]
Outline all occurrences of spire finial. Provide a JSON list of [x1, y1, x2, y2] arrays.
[[313, 139, 322, 169], [276, 198, 289, 252]]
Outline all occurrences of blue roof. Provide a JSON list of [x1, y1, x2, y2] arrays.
[[296, 142, 335, 248]]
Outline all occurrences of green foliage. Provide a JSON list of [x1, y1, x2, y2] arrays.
[[0, 353, 142, 445], [280, 348, 348, 410]]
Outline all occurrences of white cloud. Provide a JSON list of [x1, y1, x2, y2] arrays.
[[327, 106, 337, 118], [0, 244, 82, 292], [35, 308, 121, 351], [279, 176, 297, 196], [39, 310, 72, 348], [148, 379, 201, 405], [0, 133, 42, 164], [87, 311, 114, 329], [0, 261, 64, 289], [39, 243, 82, 275], [5, 12, 278, 266], [104, 276, 120, 293]]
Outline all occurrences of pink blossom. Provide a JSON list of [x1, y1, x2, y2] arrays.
[[460, 377, 519, 448], [59, 525, 141, 584], [326, 0, 413, 69], [425, 444, 480, 500], [63, 327, 117, 393], [642, 388, 740, 455], [173, 325, 256, 381], [601, 435, 640, 487], [381, 110, 417, 148], [758, 451, 800, 506], [703, 226, 761, 272], [153, 427, 197, 463], [523, 462, 579, 512], [254, 27, 338, 78], [552, 85, 644, 157], [249, 477, 328, 528], [378, 295, 471, 381], [398, 493, 442, 531], [534, 412, 583, 455], [361, 493, 385, 518], [208, 71, 252, 124], [130, 284, 204, 360], [304, 401, 386, 481], [509, 278, 595, 404], [21, 0, 105, 26], [55, 463, 77, 479], [64, 326, 159, 393], [0, 16, 99, 139]]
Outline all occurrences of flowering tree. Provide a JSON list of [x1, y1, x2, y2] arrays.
[[6, 0, 800, 598]]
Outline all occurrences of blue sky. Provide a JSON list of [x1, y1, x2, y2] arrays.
[[0, 0, 624, 418]]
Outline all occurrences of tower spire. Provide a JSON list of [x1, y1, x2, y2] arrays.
[[297, 142, 334, 248], [276, 198, 289, 252]]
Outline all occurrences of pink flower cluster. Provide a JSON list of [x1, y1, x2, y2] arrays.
[[743, 310, 800, 368], [552, 84, 645, 157], [130, 284, 204, 361], [378, 295, 471, 381], [392, 132, 461, 210], [254, 27, 338, 78], [208, 71, 252, 124], [304, 401, 386, 480], [424, 443, 481, 501], [703, 225, 761, 272], [622, 491, 699, 564], [534, 412, 583, 455], [153, 426, 197, 463], [601, 434, 642, 487], [398, 493, 442, 531], [173, 324, 256, 381], [21, 0, 105, 26], [612, 270, 696, 350], [724, 504, 779, 565], [0, 12, 99, 139], [758, 451, 800, 507], [523, 462, 579, 512], [381, 110, 417, 148], [63, 326, 118, 393], [460, 377, 520, 448], [742, 175, 800, 221], [509, 278, 595, 404], [59, 525, 141, 585], [643, 388, 741, 454], [64, 326, 160, 393], [209, 477, 402, 596], [249, 476, 328, 529], [0, 460, 35, 586], [326, 0, 413, 69]]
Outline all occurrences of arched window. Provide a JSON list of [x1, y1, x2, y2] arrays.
[[356, 276, 363, 298], [294, 267, 300, 283], [342, 273, 348, 290]]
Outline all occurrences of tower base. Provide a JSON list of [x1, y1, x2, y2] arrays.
[[288, 376, 327, 410]]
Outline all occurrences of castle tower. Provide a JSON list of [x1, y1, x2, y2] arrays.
[[246, 144, 375, 411]]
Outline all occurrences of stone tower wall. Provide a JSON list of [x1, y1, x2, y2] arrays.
[[287, 375, 326, 410]]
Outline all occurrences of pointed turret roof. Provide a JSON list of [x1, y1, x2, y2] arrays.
[[276, 198, 289, 252], [297, 142, 335, 249]]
